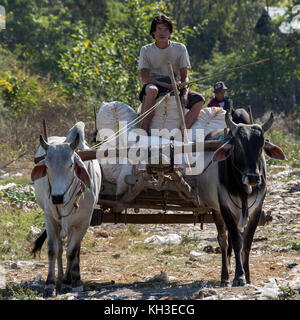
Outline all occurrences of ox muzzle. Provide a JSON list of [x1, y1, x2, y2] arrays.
[[51, 194, 65, 205], [242, 173, 261, 186]]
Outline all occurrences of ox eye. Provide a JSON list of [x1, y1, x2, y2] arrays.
[[70, 163, 74, 168]]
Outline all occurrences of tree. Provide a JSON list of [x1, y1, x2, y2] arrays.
[[0, 0, 109, 78]]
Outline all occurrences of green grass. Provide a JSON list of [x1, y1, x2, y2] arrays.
[[0, 176, 32, 186], [0, 207, 44, 261], [265, 129, 300, 167], [267, 238, 300, 250], [0, 283, 40, 300], [278, 286, 295, 300], [291, 242, 300, 251], [0, 187, 36, 205]]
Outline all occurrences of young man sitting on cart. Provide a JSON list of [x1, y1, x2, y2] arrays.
[[138, 14, 205, 135]]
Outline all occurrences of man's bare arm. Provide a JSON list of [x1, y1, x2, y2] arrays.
[[179, 68, 189, 93], [180, 68, 189, 82]]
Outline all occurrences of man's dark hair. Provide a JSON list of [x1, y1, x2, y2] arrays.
[[150, 14, 173, 38]]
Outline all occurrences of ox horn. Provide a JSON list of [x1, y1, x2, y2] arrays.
[[70, 132, 80, 151], [247, 105, 254, 124], [40, 135, 49, 151], [262, 112, 274, 132], [225, 111, 238, 134]]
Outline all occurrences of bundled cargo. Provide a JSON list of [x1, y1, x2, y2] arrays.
[[96, 101, 138, 195], [150, 95, 226, 139], [96, 99, 226, 195], [149, 96, 226, 176]]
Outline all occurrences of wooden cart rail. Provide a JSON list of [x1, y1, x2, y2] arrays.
[[90, 209, 214, 226], [34, 139, 224, 164]]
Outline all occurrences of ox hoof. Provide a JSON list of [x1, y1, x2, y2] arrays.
[[72, 285, 84, 292], [60, 285, 72, 294], [232, 277, 246, 287], [221, 280, 230, 287], [43, 287, 54, 299], [71, 279, 83, 291]]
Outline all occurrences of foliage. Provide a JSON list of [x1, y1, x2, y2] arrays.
[[0, 0, 109, 78], [0, 188, 36, 206], [278, 286, 295, 300], [291, 242, 300, 251], [0, 283, 39, 300], [0, 55, 95, 154], [0, 0, 299, 157], [265, 128, 300, 165], [1, 71, 40, 118]]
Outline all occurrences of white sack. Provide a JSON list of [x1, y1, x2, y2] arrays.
[[96, 101, 138, 195], [96, 99, 227, 194]]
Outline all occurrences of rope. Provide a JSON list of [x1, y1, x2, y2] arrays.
[[227, 185, 259, 210], [225, 153, 262, 211]]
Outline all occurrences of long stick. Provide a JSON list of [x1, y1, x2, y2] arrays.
[[167, 62, 192, 171], [167, 62, 187, 132], [179, 58, 270, 89], [34, 140, 224, 164]]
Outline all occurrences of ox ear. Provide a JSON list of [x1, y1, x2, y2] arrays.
[[31, 159, 47, 181], [212, 142, 234, 162], [264, 140, 286, 160], [74, 155, 91, 188]]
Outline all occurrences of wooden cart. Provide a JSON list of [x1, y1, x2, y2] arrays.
[[35, 63, 227, 228]]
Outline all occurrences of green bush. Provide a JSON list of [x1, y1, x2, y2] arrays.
[[265, 128, 300, 165]]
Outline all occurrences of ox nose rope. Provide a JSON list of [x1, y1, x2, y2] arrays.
[[225, 154, 262, 211], [47, 172, 86, 219], [227, 184, 260, 210], [47, 175, 75, 201]]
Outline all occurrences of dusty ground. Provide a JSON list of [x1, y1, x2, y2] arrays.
[[0, 167, 299, 300]]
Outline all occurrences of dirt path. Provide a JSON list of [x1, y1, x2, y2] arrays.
[[1, 179, 299, 300]]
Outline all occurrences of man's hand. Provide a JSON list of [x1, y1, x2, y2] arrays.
[[181, 91, 189, 108]]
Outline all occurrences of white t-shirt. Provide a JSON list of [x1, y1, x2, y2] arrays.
[[138, 41, 191, 80]]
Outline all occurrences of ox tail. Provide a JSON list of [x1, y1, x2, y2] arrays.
[[31, 230, 47, 257]]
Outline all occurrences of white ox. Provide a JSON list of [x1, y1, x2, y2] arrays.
[[31, 122, 101, 298]]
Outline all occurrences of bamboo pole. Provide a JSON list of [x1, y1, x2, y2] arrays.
[[167, 62, 192, 171], [33, 140, 224, 164], [167, 62, 187, 132]]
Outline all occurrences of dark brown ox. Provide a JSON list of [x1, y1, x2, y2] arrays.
[[197, 109, 285, 286]]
